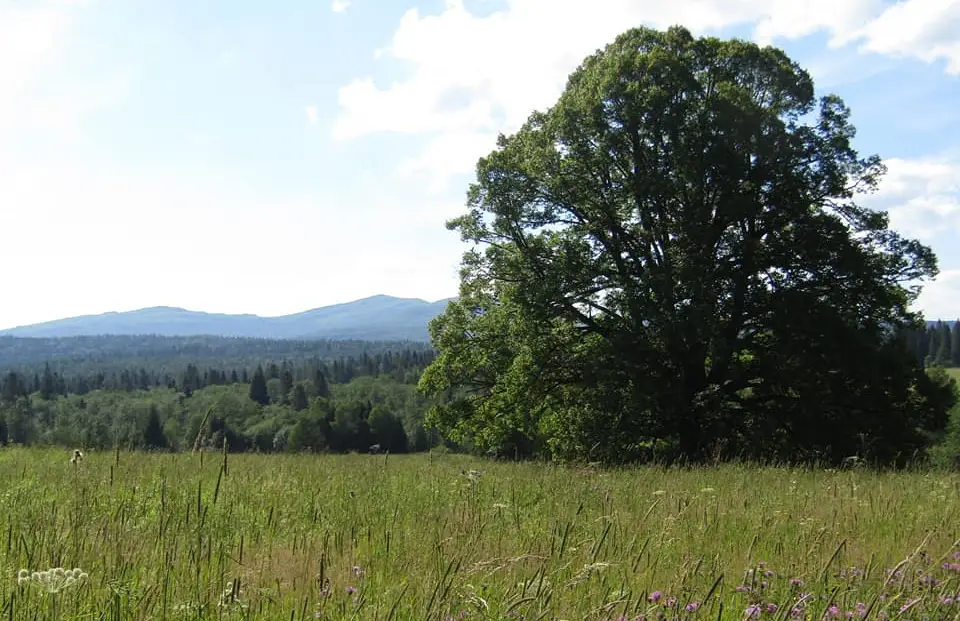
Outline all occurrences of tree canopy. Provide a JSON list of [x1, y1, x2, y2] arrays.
[[418, 26, 955, 466]]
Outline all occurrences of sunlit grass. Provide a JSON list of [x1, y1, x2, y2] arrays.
[[0, 448, 957, 620]]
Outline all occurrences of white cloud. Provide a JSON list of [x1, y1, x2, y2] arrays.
[[914, 270, 960, 320], [850, 153, 960, 318], [851, 0, 960, 74], [396, 130, 498, 194], [331, 0, 351, 13], [305, 105, 319, 124], [333, 0, 960, 187], [874, 155, 960, 239]]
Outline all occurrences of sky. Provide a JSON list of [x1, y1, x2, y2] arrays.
[[0, 0, 958, 330]]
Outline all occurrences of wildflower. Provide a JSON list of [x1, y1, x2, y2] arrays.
[[735, 585, 751, 593], [685, 601, 700, 612], [647, 591, 662, 603], [665, 597, 677, 608], [744, 604, 761, 618], [825, 605, 841, 618], [939, 594, 955, 605], [765, 603, 778, 613], [789, 578, 804, 587], [345, 586, 357, 595], [918, 574, 939, 586], [352, 565, 365, 578]]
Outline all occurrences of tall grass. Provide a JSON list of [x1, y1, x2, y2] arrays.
[[0, 448, 957, 620]]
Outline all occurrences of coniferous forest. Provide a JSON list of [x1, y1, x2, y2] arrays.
[[0, 334, 441, 454]]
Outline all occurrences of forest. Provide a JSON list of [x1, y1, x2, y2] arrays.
[[0, 334, 441, 454]]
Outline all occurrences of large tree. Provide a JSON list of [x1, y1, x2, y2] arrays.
[[419, 26, 954, 466]]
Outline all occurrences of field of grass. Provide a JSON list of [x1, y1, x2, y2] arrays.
[[0, 449, 957, 620]]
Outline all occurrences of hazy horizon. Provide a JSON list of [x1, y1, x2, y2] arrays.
[[2, 0, 958, 330], [0, 294, 457, 332]]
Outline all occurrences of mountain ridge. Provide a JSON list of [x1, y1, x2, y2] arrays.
[[0, 295, 454, 342]]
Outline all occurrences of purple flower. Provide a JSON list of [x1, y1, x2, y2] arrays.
[[939, 594, 955, 605], [665, 597, 677, 608], [765, 603, 778, 613], [735, 585, 751, 593], [790, 578, 804, 587], [685, 601, 700, 612], [744, 605, 761, 618], [346, 586, 357, 595], [647, 591, 662, 603], [825, 605, 841, 618]]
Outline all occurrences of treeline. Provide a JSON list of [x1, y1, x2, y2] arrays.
[[0, 334, 433, 377], [904, 322, 960, 367], [0, 342, 443, 454]]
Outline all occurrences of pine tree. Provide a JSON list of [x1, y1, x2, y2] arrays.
[[40, 363, 56, 400], [936, 321, 952, 365], [249, 365, 270, 406], [950, 322, 960, 367], [142, 405, 167, 450], [292, 384, 309, 411], [314, 369, 330, 399]]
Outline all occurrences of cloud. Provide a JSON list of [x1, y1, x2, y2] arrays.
[[333, 0, 960, 188], [305, 105, 319, 125], [914, 269, 960, 321], [850, 0, 960, 75], [331, 0, 351, 13], [871, 155, 960, 240]]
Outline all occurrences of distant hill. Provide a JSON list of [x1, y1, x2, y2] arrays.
[[0, 295, 453, 342]]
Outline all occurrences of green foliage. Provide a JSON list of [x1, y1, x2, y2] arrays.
[[0, 340, 441, 454], [421, 25, 950, 466]]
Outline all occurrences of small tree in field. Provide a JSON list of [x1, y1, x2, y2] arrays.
[[419, 26, 955, 466]]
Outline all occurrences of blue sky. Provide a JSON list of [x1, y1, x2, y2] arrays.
[[0, 0, 958, 329]]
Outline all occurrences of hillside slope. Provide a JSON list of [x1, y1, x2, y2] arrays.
[[0, 295, 452, 342]]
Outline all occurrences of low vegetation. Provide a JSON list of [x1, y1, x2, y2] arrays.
[[1, 449, 958, 620]]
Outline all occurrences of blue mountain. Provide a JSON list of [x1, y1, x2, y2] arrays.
[[0, 295, 453, 342]]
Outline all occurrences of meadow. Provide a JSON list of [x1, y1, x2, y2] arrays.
[[0, 448, 958, 621]]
